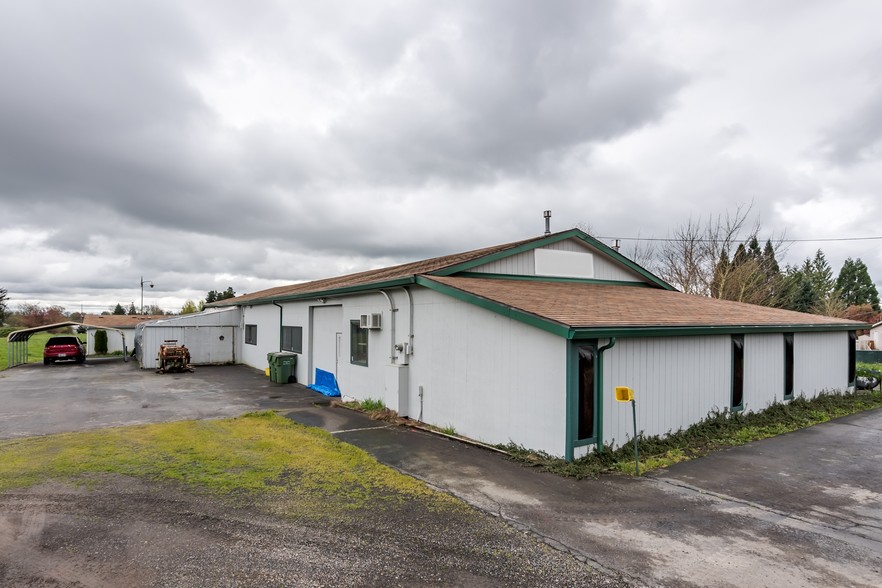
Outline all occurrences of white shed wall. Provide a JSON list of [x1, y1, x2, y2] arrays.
[[793, 331, 849, 396], [472, 239, 644, 282], [602, 336, 730, 446], [140, 326, 237, 368], [87, 327, 133, 355], [407, 288, 568, 456]]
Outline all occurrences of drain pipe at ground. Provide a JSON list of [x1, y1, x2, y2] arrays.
[[403, 286, 414, 356], [596, 337, 617, 454], [272, 301, 283, 352]]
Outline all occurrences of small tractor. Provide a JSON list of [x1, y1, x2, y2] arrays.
[[156, 340, 193, 374]]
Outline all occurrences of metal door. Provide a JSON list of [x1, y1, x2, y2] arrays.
[[310, 305, 343, 384]]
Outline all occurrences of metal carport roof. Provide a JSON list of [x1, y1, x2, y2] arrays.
[[6, 322, 130, 368]]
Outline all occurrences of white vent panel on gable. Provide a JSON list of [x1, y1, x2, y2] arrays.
[[534, 248, 594, 279]]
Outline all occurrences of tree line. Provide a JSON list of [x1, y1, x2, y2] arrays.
[[0, 287, 237, 329], [643, 205, 880, 323]]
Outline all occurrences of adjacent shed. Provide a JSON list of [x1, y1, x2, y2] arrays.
[[134, 307, 242, 369]]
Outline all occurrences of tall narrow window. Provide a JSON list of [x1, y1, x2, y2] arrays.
[[731, 335, 744, 411], [783, 333, 794, 400], [577, 344, 596, 440], [350, 320, 368, 366], [848, 331, 857, 385], [245, 324, 257, 346]]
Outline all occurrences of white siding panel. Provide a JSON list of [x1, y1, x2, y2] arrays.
[[602, 336, 730, 446], [87, 327, 134, 355], [473, 250, 536, 275], [744, 334, 785, 411], [407, 288, 568, 456], [793, 331, 849, 397], [139, 326, 236, 368], [472, 238, 644, 282], [240, 305, 281, 372]]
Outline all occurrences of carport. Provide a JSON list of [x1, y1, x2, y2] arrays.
[[6, 322, 129, 368]]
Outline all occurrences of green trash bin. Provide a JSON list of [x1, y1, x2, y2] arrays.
[[274, 352, 297, 384], [267, 352, 280, 382]]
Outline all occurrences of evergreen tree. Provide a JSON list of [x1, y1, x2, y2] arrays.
[[836, 258, 880, 310], [762, 240, 780, 276], [808, 250, 834, 299], [127, 302, 137, 315], [790, 272, 820, 313], [112, 303, 126, 315]]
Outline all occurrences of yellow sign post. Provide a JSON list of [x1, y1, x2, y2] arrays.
[[615, 386, 639, 476]]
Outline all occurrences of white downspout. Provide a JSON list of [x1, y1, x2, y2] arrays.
[[378, 290, 397, 363], [404, 286, 414, 356]]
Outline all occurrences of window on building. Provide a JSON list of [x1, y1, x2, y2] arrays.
[[784, 333, 794, 400], [245, 324, 257, 346], [731, 334, 744, 411], [577, 344, 596, 440], [281, 326, 302, 353], [350, 320, 368, 366], [848, 331, 857, 385]]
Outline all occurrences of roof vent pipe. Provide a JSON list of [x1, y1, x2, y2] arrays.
[[613, 239, 621, 252], [543, 210, 551, 235]]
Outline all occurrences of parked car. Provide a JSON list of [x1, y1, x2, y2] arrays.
[[43, 336, 86, 365]]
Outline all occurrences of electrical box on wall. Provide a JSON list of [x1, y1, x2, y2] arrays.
[[359, 313, 382, 329]]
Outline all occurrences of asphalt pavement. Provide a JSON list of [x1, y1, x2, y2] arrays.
[[2, 359, 880, 587]]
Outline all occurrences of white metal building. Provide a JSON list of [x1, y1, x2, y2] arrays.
[[134, 307, 241, 369], [216, 229, 865, 460]]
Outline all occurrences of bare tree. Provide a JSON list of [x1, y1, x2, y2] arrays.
[[657, 203, 787, 303]]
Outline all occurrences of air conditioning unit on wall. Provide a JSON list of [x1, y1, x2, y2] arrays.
[[359, 313, 382, 329]]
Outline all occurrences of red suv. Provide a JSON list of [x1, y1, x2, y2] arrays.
[[43, 336, 86, 365]]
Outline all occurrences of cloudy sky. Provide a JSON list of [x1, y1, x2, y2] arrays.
[[2, 0, 881, 314]]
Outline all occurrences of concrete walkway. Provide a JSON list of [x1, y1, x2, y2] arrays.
[[285, 397, 882, 587]]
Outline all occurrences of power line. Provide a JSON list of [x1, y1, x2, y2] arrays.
[[596, 235, 882, 243]]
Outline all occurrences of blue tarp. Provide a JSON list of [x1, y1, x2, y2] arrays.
[[308, 368, 341, 397]]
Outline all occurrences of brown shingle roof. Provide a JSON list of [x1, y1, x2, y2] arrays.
[[82, 314, 167, 329], [424, 277, 864, 329], [223, 233, 553, 305]]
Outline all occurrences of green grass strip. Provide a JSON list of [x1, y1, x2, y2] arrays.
[[0, 411, 455, 514]]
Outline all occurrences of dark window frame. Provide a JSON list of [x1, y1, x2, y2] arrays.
[[576, 341, 597, 442], [848, 331, 857, 386], [350, 320, 368, 367], [783, 333, 794, 400], [245, 324, 257, 346], [281, 326, 302, 353], [731, 334, 744, 411]]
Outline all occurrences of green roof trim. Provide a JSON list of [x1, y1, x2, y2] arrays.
[[237, 278, 416, 306], [415, 276, 572, 338], [431, 229, 675, 291], [567, 323, 868, 339], [456, 272, 653, 287]]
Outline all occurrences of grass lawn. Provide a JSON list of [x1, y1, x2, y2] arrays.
[[0, 331, 86, 371], [0, 411, 459, 517]]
